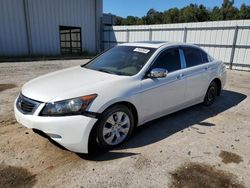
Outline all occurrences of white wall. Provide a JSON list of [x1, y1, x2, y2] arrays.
[[0, 0, 103, 57], [28, 0, 101, 55], [103, 20, 250, 71], [0, 0, 29, 56]]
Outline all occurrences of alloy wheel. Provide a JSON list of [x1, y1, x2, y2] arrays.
[[102, 111, 130, 146]]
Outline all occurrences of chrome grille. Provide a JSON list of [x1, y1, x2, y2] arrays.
[[16, 94, 41, 115]]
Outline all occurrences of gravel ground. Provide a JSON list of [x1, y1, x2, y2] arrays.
[[0, 60, 250, 188]]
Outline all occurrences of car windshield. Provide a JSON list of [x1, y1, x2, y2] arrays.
[[83, 46, 156, 76]]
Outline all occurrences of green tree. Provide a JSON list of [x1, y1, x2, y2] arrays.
[[181, 4, 199, 22], [221, 0, 239, 20], [163, 8, 180, 23], [144, 9, 163, 24], [239, 4, 250, 19], [113, 0, 249, 25], [115, 16, 123, 25], [120, 16, 142, 25], [196, 5, 210, 22], [210, 6, 223, 21], [180, 4, 209, 22]]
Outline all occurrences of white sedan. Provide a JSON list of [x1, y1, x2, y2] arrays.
[[14, 41, 227, 153]]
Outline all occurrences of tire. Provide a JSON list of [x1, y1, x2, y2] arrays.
[[203, 81, 218, 106], [96, 105, 134, 149]]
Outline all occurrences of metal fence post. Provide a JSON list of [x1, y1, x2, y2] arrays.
[[126, 29, 130, 42], [100, 18, 104, 51], [149, 28, 152, 41], [183, 27, 187, 43], [229, 26, 239, 69], [108, 29, 111, 48]]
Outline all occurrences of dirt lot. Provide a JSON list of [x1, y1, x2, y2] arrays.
[[0, 60, 250, 188]]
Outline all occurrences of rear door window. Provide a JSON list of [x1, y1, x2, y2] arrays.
[[183, 47, 203, 67], [201, 50, 209, 63]]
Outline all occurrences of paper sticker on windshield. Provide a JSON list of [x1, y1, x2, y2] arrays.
[[133, 48, 150, 54]]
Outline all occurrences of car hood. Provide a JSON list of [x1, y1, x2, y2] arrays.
[[22, 66, 119, 102]]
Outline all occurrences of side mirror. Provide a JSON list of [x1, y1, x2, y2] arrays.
[[147, 68, 168, 78]]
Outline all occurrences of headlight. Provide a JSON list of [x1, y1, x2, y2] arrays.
[[40, 94, 97, 116]]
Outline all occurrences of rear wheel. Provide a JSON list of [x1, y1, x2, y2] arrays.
[[96, 105, 134, 149], [203, 81, 218, 106]]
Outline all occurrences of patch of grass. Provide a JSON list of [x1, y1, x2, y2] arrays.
[[219, 150, 243, 164], [170, 162, 245, 188], [0, 84, 17, 92]]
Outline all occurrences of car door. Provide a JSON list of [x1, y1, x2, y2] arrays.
[[139, 47, 187, 123], [181, 47, 212, 103]]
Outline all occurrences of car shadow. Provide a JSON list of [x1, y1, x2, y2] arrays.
[[79, 90, 247, 161]]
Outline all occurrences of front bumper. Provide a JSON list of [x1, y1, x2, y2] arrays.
[[14, 99, 98, 153]]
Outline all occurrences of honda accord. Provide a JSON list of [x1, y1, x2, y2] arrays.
[[14, 41, 227, 153]]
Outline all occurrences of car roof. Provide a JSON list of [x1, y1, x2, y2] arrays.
[[118, 41, 199, 49]]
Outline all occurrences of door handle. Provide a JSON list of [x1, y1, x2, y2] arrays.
[[204, 66, 209, 71], [177, 74, 184, 80]]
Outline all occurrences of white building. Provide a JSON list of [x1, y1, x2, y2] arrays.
[[0, 0, 103, 57]]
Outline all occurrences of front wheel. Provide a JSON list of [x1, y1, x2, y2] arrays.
[[96, 105, 134, 149], [203, 81, 218, 106]]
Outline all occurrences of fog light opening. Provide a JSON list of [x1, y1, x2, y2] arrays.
[[47, 133, 62, 139]]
